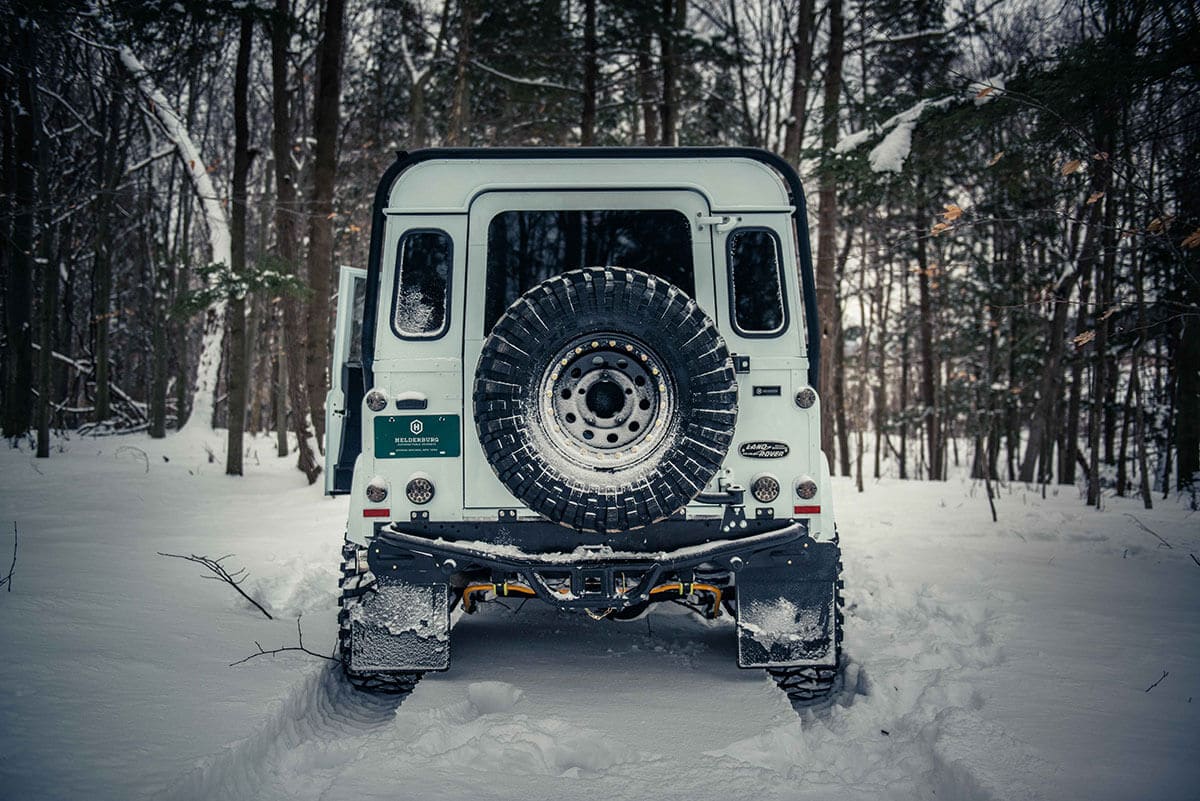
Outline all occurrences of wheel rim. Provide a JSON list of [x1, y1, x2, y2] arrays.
[[537, 332, 672, 469]]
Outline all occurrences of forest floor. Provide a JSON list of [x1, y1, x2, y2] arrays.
[[0, 431, 1197, 801]]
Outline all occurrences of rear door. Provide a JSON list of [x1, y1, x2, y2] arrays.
[[460, 190, 718, 510], [326, 266, 367, 495]]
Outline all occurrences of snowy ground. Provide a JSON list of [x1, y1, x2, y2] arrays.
[[0, 432, 1197, 801]]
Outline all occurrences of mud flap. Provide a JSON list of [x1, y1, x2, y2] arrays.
[[350, 574, 450, 672], [735, 539, 840, 668]]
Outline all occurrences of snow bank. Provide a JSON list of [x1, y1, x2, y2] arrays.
[[1, 433, 1198, 800]]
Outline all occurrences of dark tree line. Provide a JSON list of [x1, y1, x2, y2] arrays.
[[0, 0, 1197, 508]]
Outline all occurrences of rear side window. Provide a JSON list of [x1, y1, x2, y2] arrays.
[[728, 228, 787, 336], [484, 209, 694, 333], [392, 230, 452, 338]]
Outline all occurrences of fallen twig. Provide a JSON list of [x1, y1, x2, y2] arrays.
[[0, 523, 16, 592], [1189, 554, 1199, 568], [229, 616, 340, 667], [115, 445, 150, 473], [1145, 670, 1169, 693], [1125, 514, 1172, 549], [157, 551, 273, 619]]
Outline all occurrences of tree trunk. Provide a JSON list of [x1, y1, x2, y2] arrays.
[[304, 0, 346, 447], [5, 22, 36, 438], [271, 0, 321, 483], [1087, 139, 1117, 506], [226, 14, 254, 477], [120, 46, 231, 432], [91, 73, 125, 425], [781, 0, 816, 165], [915, 200, 940, 480], [815, 0, 843, 468], [580, 0, 597, 146], [637, 32, 658, 146], [1018, 272, 1078, 482], [446, 0, 471, 146], [32, 32, 53, 457], [659, 0, 684, 145]]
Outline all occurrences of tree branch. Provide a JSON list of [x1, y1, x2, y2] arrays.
[[0, 523, 17, 593], [157, 551, 273, 619], [1125, 514, 1172, 549], [229, 616, 340, 667]]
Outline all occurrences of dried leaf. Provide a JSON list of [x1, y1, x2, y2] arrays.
[[1182, 229, 1200, 249], [930, 222, 951, 237], [987, 151, 1005, 167], [1147, 215, 1174, 234], [326, 212, 337, 220], [1093, 152, 1109, 161], [1086, 191, 1104, 205], [942, 203, 964, 222], [976, 86, 995, 99], [1099, 306, 1117, 321], [1061, 159, 1082, 176], [347, 224, 362, 233], [1073, 330, 1096, 347]]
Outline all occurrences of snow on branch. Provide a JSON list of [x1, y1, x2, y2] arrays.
[[118, 45, 228, 434], [469, 59, 578, 93], [834, 76, 1005, 173]]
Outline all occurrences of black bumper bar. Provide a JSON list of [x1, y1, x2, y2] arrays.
[[373, 522, 805, 610]]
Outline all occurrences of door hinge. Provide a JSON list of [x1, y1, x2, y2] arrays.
[[696, 214, 739, 232]]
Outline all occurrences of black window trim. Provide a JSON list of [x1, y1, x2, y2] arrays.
[[481, 205, 698, 337], [389, 227, 454, 341], [725, 225, 789, 339]]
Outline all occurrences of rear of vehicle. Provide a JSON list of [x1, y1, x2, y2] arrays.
[[326, 148, 842, 702]]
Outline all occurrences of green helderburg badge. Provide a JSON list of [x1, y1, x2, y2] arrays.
[[374, 415, 461, 458]]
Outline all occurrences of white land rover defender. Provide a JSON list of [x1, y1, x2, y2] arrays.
[[326, 147, 842, 702]]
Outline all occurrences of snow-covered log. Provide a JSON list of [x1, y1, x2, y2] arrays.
[[118, 45, 228, 433]]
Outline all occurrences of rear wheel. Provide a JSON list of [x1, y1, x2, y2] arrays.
[[764, 552, 845, 704], [337, 542, 423, 695]]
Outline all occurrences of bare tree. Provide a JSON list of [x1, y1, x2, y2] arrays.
[[304, 0, 347, 445], [272, 0, 321, 483]]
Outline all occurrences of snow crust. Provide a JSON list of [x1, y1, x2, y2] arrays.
[[1, 432, 1198, 800]]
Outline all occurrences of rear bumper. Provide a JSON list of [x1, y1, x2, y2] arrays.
[[372, 521, 805, 610]]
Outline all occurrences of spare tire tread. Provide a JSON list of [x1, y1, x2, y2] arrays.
[[474, 267, 737, 533]]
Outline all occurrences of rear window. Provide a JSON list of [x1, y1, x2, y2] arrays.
[[392, 230, 452, 338], [727, 228, 787, 336], [484, 209, 694, 333]]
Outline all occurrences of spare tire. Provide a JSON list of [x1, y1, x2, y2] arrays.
[[473, 267, 737, 533]]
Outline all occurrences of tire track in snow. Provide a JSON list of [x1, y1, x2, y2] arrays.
[[705, 544, 1043, 801], [165, 666, 404, 801]]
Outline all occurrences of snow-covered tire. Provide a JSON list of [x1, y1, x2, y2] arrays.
[[765, 554, 845, 704], [473, 267, 738, 532], [337, 542, 422, 696]]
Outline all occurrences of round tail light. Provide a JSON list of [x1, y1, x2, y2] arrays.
[[795, 476, 818, 500], [795, 386, 817, 409], [365, 388, 388, 412], [406, 477, 435, 504], [365, 477, 389, 503], [751, 474, 781, 503]]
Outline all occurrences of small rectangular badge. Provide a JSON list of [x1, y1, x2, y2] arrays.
[[752, 385, 782, 396], [374, 414, 461, 458]]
